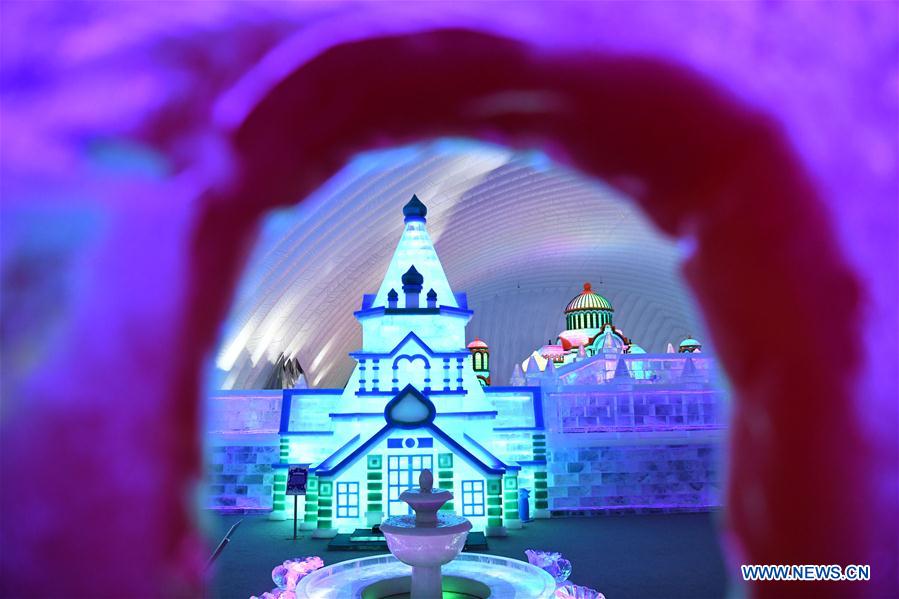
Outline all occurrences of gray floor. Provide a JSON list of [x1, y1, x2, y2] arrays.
[[206, 512, 730, 598]]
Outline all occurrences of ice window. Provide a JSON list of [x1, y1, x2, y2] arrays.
[[461, 480, 485, 517], [336, 482, 359, 518]]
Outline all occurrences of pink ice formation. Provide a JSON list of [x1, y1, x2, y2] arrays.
[[251, 556, 324, 599], [526, 549, 573, 584], [555, 583, 607, 599]]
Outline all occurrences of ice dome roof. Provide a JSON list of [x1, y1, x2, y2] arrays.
[[565, 282, 613, 313], [467, 337, 489, 349]]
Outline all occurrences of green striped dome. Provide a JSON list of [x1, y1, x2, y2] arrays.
[[565, 282, 613, 313]]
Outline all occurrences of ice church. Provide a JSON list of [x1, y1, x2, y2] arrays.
[[206, 196, 728, 537]]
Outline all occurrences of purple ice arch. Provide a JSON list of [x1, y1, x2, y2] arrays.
[[1, 4, 896, 598]]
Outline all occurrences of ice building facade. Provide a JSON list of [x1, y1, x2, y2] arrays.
[[511, 289, 726, 513], [208, 196, 545, 537], [205, 196, 728, 532]]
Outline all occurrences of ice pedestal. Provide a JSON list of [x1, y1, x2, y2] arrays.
[[381, 513, 471, 598]]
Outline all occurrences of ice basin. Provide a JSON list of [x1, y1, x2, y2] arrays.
[[297, 469, 557, 598], [294, 552, 557, 598], [379, 471, 473, 597], [380, 512, 472, 592]]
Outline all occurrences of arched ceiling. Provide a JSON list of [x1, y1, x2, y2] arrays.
[[212, 139, 707, 390]]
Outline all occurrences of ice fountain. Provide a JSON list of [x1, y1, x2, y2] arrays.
[[295, 468, 556, 598], [379, 469, 472, 598]]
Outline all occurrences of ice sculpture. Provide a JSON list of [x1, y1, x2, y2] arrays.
[[525, 549, 573, 584], [555, 583, 606, 599], [252, 556, 324, 598]]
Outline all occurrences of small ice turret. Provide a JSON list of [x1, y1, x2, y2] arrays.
[[402, 265, 423, 308], [467, 337, 490, 386]]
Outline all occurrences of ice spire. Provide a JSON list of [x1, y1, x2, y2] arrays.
[[680, 356, 703, 382], [373, 195, 458, 309], [544, 358, 557, 377], [294, 372, 308, 389], [613, 357, 632, 381], [509, 363, 526, 386], [602, 333, 616, 352]]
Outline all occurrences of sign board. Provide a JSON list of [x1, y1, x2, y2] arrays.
[[286, 467, 308, 496]]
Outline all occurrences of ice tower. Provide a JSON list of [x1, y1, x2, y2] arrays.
[[273, 196, 547, 538]]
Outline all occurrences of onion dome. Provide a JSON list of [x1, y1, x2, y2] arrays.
[[401, 265, 423, 286], [467, 337, 489, 350], [426, 288, 438, 308], [565, 282, 613, 313], [678, 337, 702, 353], [564, 282, 613, 330], [403, 194, 428, 221], [386, 288, 399, 308], [626, 344, 647, 354]]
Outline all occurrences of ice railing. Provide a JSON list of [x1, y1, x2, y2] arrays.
[[557, 353, 719, 386], [551, 354, 729, 433]]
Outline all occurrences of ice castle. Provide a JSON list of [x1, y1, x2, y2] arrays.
[[205, 196, 728, 534]]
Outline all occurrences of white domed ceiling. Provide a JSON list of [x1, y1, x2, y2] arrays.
[[212, 139, 707, 390]]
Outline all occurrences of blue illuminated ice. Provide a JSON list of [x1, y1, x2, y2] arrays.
[[373, 218, 458, 310]]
